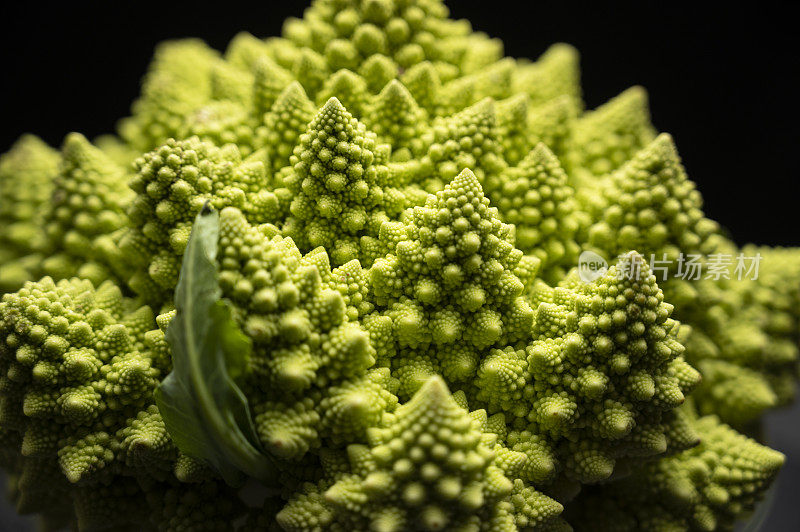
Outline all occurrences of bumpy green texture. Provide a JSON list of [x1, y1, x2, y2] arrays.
[[565, 86, 655, 183], [475, 253, 701, 483], [0, 135, 60, 292], [215, 207, 397, 462], [579, 129, 800, 429], [119, 39, 221, 152], [567, 414, 785, 531], [487, 144, 582, 282], [661, 240, 800, 427], [0, 277, 180, 527], [120, 137, 283, 304], [585, 133, 719, 264], [0, 133, 134, 295], [0, 278, 170, 482], [276, 377, 567, 532], [282, 97, 411, 266], [279, 0, 491, 83], [146, 480, 243, 531], [735, 246, 800, 403], [0, 0, 796, 531], [370, 168, 535, 395], [39, 133, 132, 285]]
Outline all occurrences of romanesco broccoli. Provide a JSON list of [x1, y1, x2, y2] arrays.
[[0, 1, 796, 530]]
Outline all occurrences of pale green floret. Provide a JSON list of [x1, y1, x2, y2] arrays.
[[411, 98, 507, 192], [586, 133, 719, 264], [119, 39, 221, 152], [363, 79, 427, 153], [276, 377, 566, 531], [260, 81, 317, 172], [120, 137, 282, 304], [680, 245, 800, 426], [475, 252, 701, 483], [0, 278, 170, 482], [1, 133, 135, 292], [487, 143, 582, 283], [216, 206, 394, 462], [729, 246, 800, 405], [0, 277, 177, 527], [567, 414, 785, 531], [0, 135, 60, 292], [40, 133, 133, 285], [282, 97, 414, 267], [565, 86, 656, 182], [370, 168, 535, 394]]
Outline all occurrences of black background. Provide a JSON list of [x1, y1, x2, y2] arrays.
[[0, 2, 798, 530]]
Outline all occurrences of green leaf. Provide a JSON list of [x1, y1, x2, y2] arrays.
[[155, 205, 276, 486]]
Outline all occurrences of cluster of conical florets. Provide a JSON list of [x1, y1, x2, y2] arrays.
[[369, 169, 536, 395], [473, 253, 702, 484], [275, 377, 568, 532], [0, 278, 187, 529], [567, 412, 785, 531], [0, 1, 797, 531], [214, 206, 397, 459]]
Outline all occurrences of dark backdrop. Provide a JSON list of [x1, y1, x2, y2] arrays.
[[0, 2, 798, 530]]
